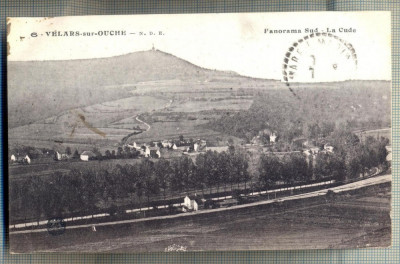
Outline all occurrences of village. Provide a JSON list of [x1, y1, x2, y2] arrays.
[[9, 128, 336, 165], [10, 137, 220, 164]]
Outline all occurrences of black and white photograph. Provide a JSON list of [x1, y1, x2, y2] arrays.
[[7, 12, 391, 252]]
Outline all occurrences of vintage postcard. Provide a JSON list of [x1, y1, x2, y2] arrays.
[[7, 12, 391, 252]]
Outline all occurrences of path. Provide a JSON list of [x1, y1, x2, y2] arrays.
[[135, 116, 151, 131], [121, 99, 172, 145]]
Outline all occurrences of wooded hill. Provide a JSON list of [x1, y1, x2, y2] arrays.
[[207, 81, 391, 142]]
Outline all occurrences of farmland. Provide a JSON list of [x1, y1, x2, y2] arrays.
[[9, 182, 391, 252], [8, 84, 256, 152]]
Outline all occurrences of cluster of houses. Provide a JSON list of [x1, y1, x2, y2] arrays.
[[302, 143, 334, 157], [10, 154, 31, 165], [125, 142, 162, 158], [125, 138, 212, 158], [10, 137, 222, 164], [54, 150, 97, 162], [249, 129, 278, 146]]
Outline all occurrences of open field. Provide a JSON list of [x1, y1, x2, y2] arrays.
[[170, 98, 253, 112], [9, 84, 255, 152], [9, 182, 390, 252]]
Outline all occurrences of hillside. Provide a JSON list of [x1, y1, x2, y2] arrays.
[[7, 49, 250, 128], [207, 81, 391, 142]]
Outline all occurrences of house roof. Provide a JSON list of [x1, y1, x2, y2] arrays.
[[81, 151, 96, 157], [185, 195, 203, 204]]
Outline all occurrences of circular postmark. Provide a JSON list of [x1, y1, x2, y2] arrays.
[[46, 217, 66, 236], [282, 33, 358, 96]]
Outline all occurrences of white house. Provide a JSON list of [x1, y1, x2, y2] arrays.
[[161, 140, 173, 148], [183, 196, 199, 211], [145, 147, 161, 158], [10, 154, 16, 162], [310, 147, 320, 154], [324, 144, 334, 153], [128, 142, 144, 151], [24, 155, 31, 164], [80, 151, 96, 161], [270, 133, 278, 143], [193, 143, 199, 152], [133, 142, 140, 149], [56, 151, 70, 161]]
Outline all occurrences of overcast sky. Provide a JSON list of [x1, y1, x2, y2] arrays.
[[8, 12, 391, 81]]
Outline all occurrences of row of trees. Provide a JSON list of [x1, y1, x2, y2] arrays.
[[10, 149, 249, 222], [258, 133, 389, 188], [258, 153, 311, 188], [10, 132, 389, 223]]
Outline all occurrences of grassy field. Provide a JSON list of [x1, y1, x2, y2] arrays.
[[9, 83, 255, 153], [9, 183, 391, 253]]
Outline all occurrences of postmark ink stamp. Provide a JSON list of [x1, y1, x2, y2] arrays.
[[282, 33, 358, 96]]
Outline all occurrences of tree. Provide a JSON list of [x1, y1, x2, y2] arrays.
[[345, 147, 362, 180], [230, 150, 250, 191], [154, 158, 171, 203], [105, 150, 112, 159], [314, 153, 330, 180], [139, 159, 155, 207], [26, 176, 46, 224], [320, 121, 335, 137], [330, 128, 360, 155], [124, 146, 132, 158], [170, 159, 185, 192], [314, 152, 345, 181], [217, 151, 231, 197], [303, 122, 321, 139], [205, 151, 219, 194], [65, 146, 72, 156], [72, 149, 80, 159], [80, 169, 99, 217], [66, 169, 86, 213], [92, 147, 102, 160], [259, 154, 282, 188], [329, 154, 346, 182], [179, 156, 196, 193], [281, 153, 308, 185], [117, 147, 123, 158], [193, 154, 207, 196]]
